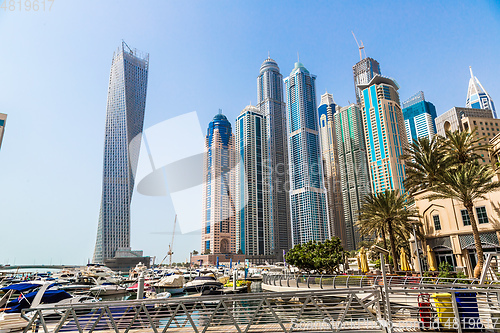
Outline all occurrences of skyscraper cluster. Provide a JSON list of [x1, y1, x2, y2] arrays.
[[90, 41, 497, 267], [200, 51, 497, 257]]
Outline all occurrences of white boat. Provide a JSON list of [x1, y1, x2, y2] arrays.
[[184, 276, 223, 293], [89, 283, 127, 296], [154, 275, 185, 295]]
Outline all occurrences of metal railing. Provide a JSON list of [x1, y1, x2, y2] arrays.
[[262, 274, 482, 289], [19, 284, 500, 333], [21, 288, 384, 333]]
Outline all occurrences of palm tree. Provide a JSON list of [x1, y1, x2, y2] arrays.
[[357, 190, 419, 272], [427, 163, 500, 277], [443, 129, 487, 165], [402, 136, 449, 195]]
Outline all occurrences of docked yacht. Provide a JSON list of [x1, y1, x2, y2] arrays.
[[89, 282, 127, 296], [154, 275, 185, 295], [183, 276, 223, 293]]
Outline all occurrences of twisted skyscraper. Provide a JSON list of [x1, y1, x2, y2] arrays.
[[93, 42, 149, 264], [257, 57, 291, 258]]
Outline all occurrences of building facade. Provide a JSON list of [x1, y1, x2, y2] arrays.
[[202, 113, 236, 255], [284, 62, 329, 245], [359, 75, 407, 193], [257, 57, 291, 258], [353, 57, 381, 105], [413, 190, 500, 278], [466, 67, 496, 118], [458, 116, 500, 165], [402, 91, 437, 144], [0, 113, 6, 150], [235, 105, 271, 256], [93, 42, 149, 264], [334, 104, 370, 251], [318, 92, 346, 246], [435, 107, 493, 137]]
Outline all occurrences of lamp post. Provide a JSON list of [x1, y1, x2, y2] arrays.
[[410, 220, 422, 277]]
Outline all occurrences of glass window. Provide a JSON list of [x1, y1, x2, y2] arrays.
[[433, 215, 441, 231], [476, 206, 489, 224], [461, 209, 471, 226]]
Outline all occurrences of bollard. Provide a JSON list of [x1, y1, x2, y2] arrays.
[[137, 272, 145, 300], [233, 270, 237, 291]]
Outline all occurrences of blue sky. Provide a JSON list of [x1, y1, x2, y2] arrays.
[[0, 0, 499, 265]]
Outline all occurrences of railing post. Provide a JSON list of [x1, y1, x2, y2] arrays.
[[296, 275, 299, 288], [451, 291, 463, 333], [320, 275, 323, 289], [360, 275, 364, 287], [287, 275, 290, 287], [307, 274, 310, 288], [333, 276, 336, 289]]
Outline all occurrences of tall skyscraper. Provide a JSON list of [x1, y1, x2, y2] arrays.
[[402, 91, 437, 144], [235, 105, 271, 255], [93, 42, 149, 264], [257, 57, 291, 258], [359, 75, 406, 193], [0, 113, 6, 150], [466, 67, 496, 118], [318, 92, 346, 246], [284, 62, 329, 245], [334, 104, 370, 251], [353, 57, 381, 105], [201, 113, 236, 255]]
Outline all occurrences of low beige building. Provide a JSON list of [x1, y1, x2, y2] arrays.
[[412, 134, 500, 277], [412, 191, 500, 277], [0, 113, 6, 150]]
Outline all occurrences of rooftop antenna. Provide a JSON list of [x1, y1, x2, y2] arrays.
[[469, 66, 474, 78], [268, 51, 270, 59], [297, 52, 300, 62], [218, 108, 223, 114], [351, 31, 366, 61]]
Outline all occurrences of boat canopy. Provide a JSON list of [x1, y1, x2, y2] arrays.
[[6, 290, 72, 313], [0, 282, 48, 292]]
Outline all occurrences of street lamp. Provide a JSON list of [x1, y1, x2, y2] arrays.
[[410, 219, 422, 277]]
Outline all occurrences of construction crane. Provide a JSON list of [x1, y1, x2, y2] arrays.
[[351, 31, 367, 61], [160, 215, 177, 267]]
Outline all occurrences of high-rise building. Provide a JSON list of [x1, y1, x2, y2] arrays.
[[466, 67, 496, 118], [284, 62, 329, 245], [0, 113, 6, 150], [353, 57, 381, 105], [201, 113, 236, 255], [235, 105, 271, 255], [334, 104, 370, 251], [318, 92, 346, 246], [402, 91, 437, 144], [435, 107, 493, 137], [93, 42, 149, 264], [359, 75, 406, 193], [257, 57, 291, 258]]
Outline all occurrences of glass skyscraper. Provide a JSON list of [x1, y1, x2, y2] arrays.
[[93, 42, 149, 264], [257, 57, 291, 258], [466, 66, 496, 118], [353, 57, 381, 105], [334, 104, 370, 251], [201, 113, 236, 255], [402, 91, 437, 144], [359, 75, 406, 194], [284, 62, 329, 246], [318, 92, 346, 246], [235, 105, 271, 255]]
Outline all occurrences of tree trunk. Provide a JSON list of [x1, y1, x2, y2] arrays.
[[387, 219, 399, 273], [466, 202, 484, 278], [381, 226, 389, 264]]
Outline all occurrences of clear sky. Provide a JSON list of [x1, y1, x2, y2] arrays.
[[0, 0, 499, 265]]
